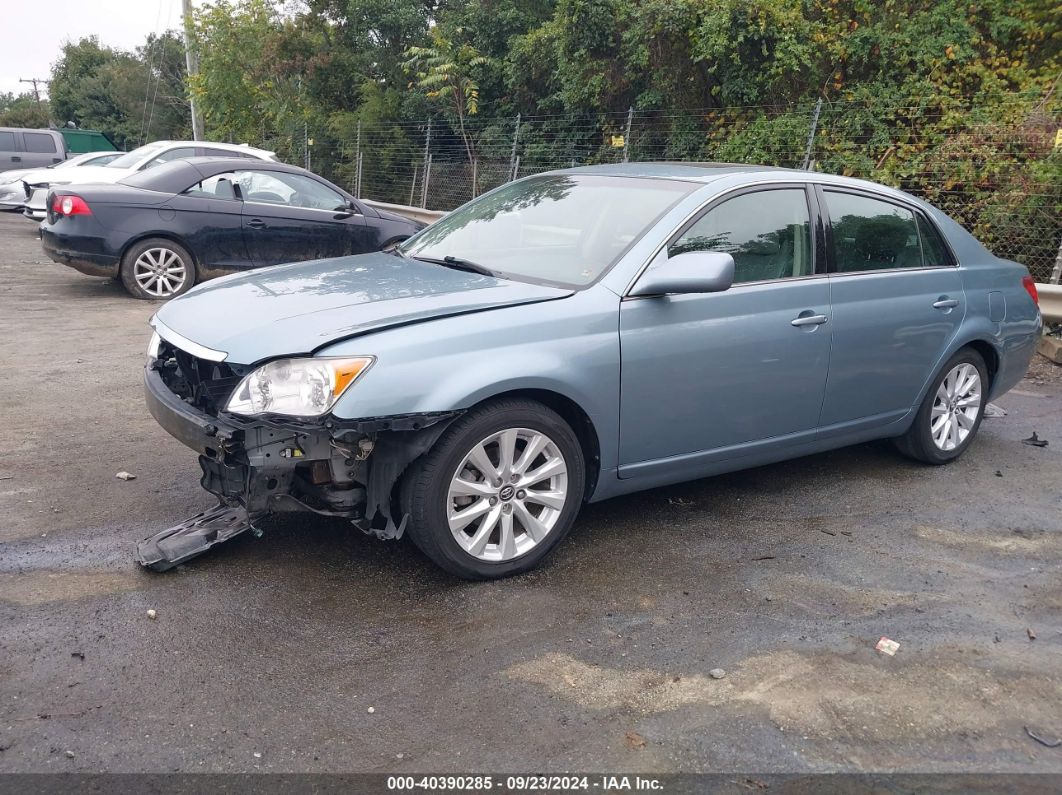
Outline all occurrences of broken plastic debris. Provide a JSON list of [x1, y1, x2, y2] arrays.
[[147, 609, 157, 620], [984, 403, 1007, 418], [115, 471, 137, 481], [1022, 432, 1048, 448], [875, 637, 900, 656]]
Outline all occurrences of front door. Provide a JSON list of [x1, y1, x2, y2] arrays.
[[619, 186, 832, 476], [816, 188, 965, 432], [234, 169, 367, 267]]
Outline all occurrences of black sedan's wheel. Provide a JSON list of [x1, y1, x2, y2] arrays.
[[401, 399, 586, 579], [120, 238, 196, 300], [894, 347, 989, 465]]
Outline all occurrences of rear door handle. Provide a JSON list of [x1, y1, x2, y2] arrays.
[[791, 313, 829, 327], [247, 218, 266, 229], [933, 297, 959, 309]]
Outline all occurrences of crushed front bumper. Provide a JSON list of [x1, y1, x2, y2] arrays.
[[140, 364, 459, 570]]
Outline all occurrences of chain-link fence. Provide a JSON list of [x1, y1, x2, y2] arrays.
[[265, 94, 1062, 282]]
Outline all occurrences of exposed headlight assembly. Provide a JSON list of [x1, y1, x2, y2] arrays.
[[225, 357, 374, 418]]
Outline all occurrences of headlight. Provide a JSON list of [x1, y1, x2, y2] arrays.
[[146, 331, 162, 360], [225, 356, 374, 418]]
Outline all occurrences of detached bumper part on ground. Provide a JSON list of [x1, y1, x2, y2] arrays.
[[138, 361, 461, 570]]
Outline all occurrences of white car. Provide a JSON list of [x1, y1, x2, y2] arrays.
[[21, 140, 278, 219], [0, 151, 123, 211]]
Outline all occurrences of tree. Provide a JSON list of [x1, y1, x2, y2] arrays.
[[0, 92, 51, 128], [404, 29, 492, 165]]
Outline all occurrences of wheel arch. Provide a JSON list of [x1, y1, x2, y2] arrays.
[[463, 388, 602, 502], [119, 232, 200, 274]]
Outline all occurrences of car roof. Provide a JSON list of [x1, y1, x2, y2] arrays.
[[179, 156, 308, 174], [553, 161, 924, 207]]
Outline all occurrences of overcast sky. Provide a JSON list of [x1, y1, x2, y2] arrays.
[[0, 0, 190, 97]]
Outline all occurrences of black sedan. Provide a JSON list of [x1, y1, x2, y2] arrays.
[[39, 157, 425, 299]]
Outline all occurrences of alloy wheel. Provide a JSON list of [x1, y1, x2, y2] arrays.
[[930, 363, 982, 451], [132, 247, 188, 297], [447, 427, 569, 562]]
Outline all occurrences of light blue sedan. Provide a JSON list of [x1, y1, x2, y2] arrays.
[[140, 164, 1042, 578]]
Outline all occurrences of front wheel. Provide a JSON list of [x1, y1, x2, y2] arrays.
[[120, 238, 196, 300], [401, 399, 586, 579], [894, 348, 989, 464]]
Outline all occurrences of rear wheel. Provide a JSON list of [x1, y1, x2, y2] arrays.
[[401, 399, 585, 579], [894, 348, 988, 464], [120, 238, 195, 300]]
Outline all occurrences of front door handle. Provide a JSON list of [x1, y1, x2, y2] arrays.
[[791, 313, 829, 327], [11, 156, 21, 163], [247, 218, 266, 229], [933, 297, 959, 310]]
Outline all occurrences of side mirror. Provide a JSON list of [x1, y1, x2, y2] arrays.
[[629, 249, 735, 297], [334, 200, 360, 219]]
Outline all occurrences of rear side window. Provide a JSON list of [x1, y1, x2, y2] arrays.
[[183, 173, 238, 200], [24, 133, 57, 153], [670, 188, 813, 284], [201, 147, 252, 159], [917, 214, 952, 266], [144, 147, 196, 169], [0, 131, 19, 150], [824, 191, 922, 272]]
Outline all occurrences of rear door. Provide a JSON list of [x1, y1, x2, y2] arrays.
[[234, 169, 368, 267], [21, 131, 64, 168], [817, 186, 965, 432]]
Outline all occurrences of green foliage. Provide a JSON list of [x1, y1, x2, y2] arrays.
[[47, 34, 189, 149], [0, 93, 51, 128]]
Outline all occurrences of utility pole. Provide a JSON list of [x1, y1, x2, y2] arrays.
[[19, 78, 46, 105], [181, 0, 204, 141]]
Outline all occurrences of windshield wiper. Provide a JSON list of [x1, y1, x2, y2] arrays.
[[413, 254, 499, 278]]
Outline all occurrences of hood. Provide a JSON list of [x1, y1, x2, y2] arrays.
[[25, 164, 128, 187], [154, 252, 573, 364]]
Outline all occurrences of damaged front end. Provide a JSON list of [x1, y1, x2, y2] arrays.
[[137, 338, 459, 571]]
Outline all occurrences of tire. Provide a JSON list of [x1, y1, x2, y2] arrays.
[[120, 238, 196, 300], [400, 398, 586, 579], [894, 347, 989, 465]]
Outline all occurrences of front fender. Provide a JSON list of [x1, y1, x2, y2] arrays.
[[321, 287, 622, 479]]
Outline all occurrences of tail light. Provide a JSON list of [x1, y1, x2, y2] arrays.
[[51, 194, 92, 216], [1021, 275, 1039, 307]]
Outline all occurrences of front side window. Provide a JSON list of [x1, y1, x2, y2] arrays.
[[24, 133, 57, 153], [235, 170, 347, 211], [824, 191, 922, 272], [106, 144, 163, 169], [401, 174, 695, 287], [669, 188, 813, 284]]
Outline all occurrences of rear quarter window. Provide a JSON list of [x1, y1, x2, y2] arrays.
[[917, 214, 953, 267], [0, 131, 17, 150]]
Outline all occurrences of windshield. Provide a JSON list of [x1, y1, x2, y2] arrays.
[[400, 174, 696, 287], [106, 144, 163, 169]]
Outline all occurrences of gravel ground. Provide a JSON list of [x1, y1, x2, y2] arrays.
[[0, 211, 1060, 775]]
